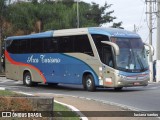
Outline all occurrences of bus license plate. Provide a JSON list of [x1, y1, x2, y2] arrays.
[[133, 82, 140, 85]]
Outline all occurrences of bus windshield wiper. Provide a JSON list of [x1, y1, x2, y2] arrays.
[[127, 50, 134, 69], [135, 51, 144, 71]]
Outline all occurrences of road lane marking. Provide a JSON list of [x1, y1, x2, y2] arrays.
[[148, 86, 160, 90], [55, 100, 88, 120], [0, 87, 5, 90]]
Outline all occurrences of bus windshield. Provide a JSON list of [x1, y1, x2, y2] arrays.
[[111, 37, 149, 72]]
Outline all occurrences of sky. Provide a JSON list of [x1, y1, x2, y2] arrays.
[[9, 0, 157, 59], [82, 0, 157, 59]]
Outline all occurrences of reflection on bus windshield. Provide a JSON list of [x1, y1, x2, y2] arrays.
[[111, 37, 149, 72]]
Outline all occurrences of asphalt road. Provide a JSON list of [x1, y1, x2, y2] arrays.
[[0, 77, 160, 111]]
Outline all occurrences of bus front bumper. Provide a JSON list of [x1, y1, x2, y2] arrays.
[[115, 74, 149, 87], [116, 79, 148, 87]]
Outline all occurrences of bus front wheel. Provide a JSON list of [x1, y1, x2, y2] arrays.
[[23, 72, 34, 87], [84, 74, 95, 92]]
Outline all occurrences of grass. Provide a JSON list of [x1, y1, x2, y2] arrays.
[[0, 90, 20, 96], [0, 90, 80, 120], [54, 102, 80, 120]]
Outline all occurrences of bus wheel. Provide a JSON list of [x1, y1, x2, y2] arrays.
[[85, 74, 95, 92], [114, 87, 123, 91], [23, 72, 34, 87]]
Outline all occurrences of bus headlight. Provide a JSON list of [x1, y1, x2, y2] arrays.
[[119, 74, 126, 80], [99, 67, 102, 71], [118, 82, 122, 85]]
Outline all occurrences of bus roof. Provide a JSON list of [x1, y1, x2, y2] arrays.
[[5, 27, 140, 40], [88, 27, 140, 38], [6, 31, 54, 40]]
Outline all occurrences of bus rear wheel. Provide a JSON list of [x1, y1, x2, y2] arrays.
[[23, 72, 34, 87], [84, 74, 95, 92]]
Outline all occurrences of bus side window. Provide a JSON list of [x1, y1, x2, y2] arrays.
[[7, 40, 20, 54], [91, 34, 114, 68], [58, 37, 74, 53], [74, 35, 94, 56], [30, 39, 43, 53], [44, 38, 58, 53], [6, 40, 13, 53], [102, 46, 113, 67], [54, 35, 94, 56], [20, 40, 30, 53]]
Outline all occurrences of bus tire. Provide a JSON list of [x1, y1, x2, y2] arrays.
[[114, 87, 123, 91], [84, 74, 95, 92], [23, 72, 34, 87]]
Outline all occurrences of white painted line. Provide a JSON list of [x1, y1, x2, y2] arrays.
[[148, 82, 160, 85], [0, 87, 5, 90], [43, 93, 144, 111], [0, 81, 8, 83], [0, 80, 19, 83], [0, 86, 26, 89], [148, 86, 160, 90], [15, 91, 34, 96], [55, 100, 88, 120], [0, 79, 12, 82], [14, 81, 23, 84]]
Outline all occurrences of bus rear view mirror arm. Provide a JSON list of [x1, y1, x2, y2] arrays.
[[144, 43, 154, 56], [101, 41, 120, 56]]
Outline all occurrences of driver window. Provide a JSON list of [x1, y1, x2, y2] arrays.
[[102, 46, 113, 67], [92, 34, 114, 68]]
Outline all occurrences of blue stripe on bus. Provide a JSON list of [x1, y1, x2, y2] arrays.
[[61, 53, 99, 85], [9, 53, 99, 86]]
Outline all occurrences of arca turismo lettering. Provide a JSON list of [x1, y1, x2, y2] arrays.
[[27, 55, 61, 64]]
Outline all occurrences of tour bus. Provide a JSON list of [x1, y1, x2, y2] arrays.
[[5, 27, 154, 91]]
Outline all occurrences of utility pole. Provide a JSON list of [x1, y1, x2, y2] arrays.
[[149, 1, 153, 82], [146, 0, 158, 61], [157, 0, 160, 60], [149, 1, 153, 62], [145, 0, 156, 82], [134, 24, 137, 33], [156, 0, 160, 82], [77, 0, 79, 28]]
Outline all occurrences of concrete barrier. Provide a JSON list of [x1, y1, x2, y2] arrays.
[[26, 97, 54, 111], [0, 96, 54, 118]]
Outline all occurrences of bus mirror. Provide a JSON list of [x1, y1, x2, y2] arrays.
[[101, 41, 120, 56], [144, 43, 154, 56]]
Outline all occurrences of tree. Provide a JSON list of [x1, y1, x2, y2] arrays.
[[5, 0, 122, 34], [0, 0, 122, 72], [0, 0, 8, 73], [6, 2, 37, 34], [0, 0, 7, 40], [31, 0, 38, 4], [112, 22, 123, 28], [79, 2, 122, 27]]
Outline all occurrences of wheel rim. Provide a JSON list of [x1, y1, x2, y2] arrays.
[[25, 75, 31, 85], [86, 78, 92, 88]]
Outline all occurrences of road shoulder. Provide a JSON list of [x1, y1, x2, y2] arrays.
[[34, 93, 157, 120]]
